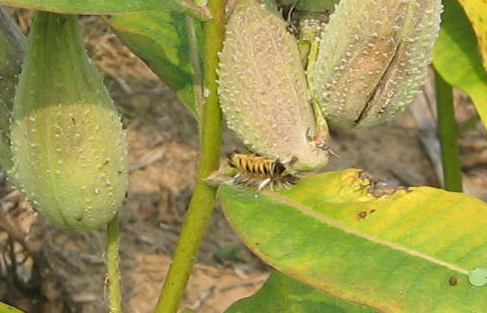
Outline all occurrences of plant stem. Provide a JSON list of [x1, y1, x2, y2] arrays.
[[435, 69, 463, 192], [305, 30, 330, 146], [176, 0, 212, 21], [154, 0, 225, 311], [107, 213, 122, 313]]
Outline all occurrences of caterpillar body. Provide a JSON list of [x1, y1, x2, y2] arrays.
[[228, 153, 299, 190]]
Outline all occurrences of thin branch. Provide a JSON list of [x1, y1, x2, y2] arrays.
[[435, 69, 463, 192], [106, 213, 122, 313], [154, 0, 225, 311]]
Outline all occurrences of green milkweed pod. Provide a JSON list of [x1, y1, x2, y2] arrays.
[[10, 12, 128, 230], [309, 0, 442, 128], [218, 0, 330, 172]]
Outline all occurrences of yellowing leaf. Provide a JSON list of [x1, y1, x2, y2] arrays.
[[457, 0, 487, 70], [219, 169, 487, 312], [434, 0, 487, 127]]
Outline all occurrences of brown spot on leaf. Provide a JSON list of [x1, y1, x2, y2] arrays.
[[449, 276, 458, 286], [358, 211, 367, 219]]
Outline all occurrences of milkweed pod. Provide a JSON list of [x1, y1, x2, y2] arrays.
[[310, 0, 442, 128], [10, 12, 128, 230], [218, 0, 329, 171]]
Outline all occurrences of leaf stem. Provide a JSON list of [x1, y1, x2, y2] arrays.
[[305, 31, 330, 145], [435, 69, 463, 192], [154, 0, 225, 311], [106, 213, 122, 313], [176, 0, 212, 21]]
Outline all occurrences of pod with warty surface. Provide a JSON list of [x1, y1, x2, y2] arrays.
[[10, 12, 128, 230], [309, 0, 442, 128], [218, 0, 330, 171]]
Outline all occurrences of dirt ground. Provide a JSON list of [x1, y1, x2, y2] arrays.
[[1, 12, 486, 313]]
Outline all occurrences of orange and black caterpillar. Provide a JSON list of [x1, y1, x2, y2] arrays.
[[228, 152, 299, 190]]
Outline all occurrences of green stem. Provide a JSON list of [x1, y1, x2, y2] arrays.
[[154, 0, 225, 311], [176, 0, 212, 21], [107, 213, 122, 313], [305, 30, 330, 145], [435, 69, 462, 192]]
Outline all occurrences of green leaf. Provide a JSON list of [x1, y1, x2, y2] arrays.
[[0, 0, 210, 20], [0, 301, 25, 313], [226, 271, 379, 313], [276, 0, 339, 11], [0, 7, 25, 171], [106, 12, 202, 119], [457, 0, 487, 70], [219, 169, 487, 312], [433, 0, 487, 126]]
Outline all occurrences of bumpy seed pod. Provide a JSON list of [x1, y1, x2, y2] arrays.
[[310, 0, 442, 128], [10, 12, 128, 230], [218, 0, 329, 171]]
